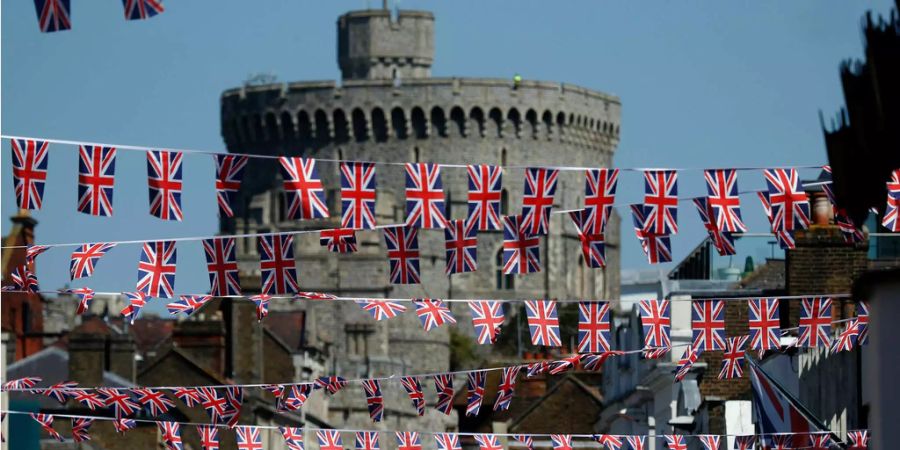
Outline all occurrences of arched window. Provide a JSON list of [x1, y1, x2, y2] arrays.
[[501, 189, 510, 216], [496, 248, 514, 290]]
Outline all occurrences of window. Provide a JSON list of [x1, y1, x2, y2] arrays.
[[495, 248, 514, 290], [501, 189, 510, 215]]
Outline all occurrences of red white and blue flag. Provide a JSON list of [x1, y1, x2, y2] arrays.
[[764, 168, 810, 232], [718, 335, 748, 380], [113, 418, 136, 433], [513, 435, 534, 450], [159, 422, 184, 450], [435, 434, 462, 450], [71, 418, 94, 442], [320, 228, 358, 253], [693, 197, 736, 256], [692, 300, 726, 351], [99, 388, 140, 419], [577, 301, 611, 353], [171, 387, 201, 407], [236, 426, 263, 450], [584, 168, 619, 235], [167, 295, 212, 316], [831, 320, 861, 354], [43, 381, 77, 404], [734, 436, 755, 450], [569, 210, 607, 268], [594, 434, 623, 450], [799, 297, 832, 348], [70, 243, 116, 280], [883, 169, 900, 231], [400, 376, 425, 416], [31, 413, 63, 441], [10, 139, 49, 210], [630, 205, 672, 264], [698, 435, 721, 450], [280, 427, 304, 450], [361, 379, 384, 422], [340, 162, 377, 230], [467, 164, 503, 230], [123, 0, 165, 20], [33, 0, 70, 32], [197, 425, 220, 450], [314, 376, 347, 395], [502, 214, 541, 274], [280, 157, 329, 220], [521, 167, 559, 235], [77, 145, 117, 216], [551, 434, 574, 450], [414, 299, 456, 331], [355, 299, 407, 321], [397, 432, 423, 450], [468, 300, 504, 344], [493, 366, 520, 411], [639, 300, 671, 349], [704, 169, 746, 232], [25, 245, 50, 265], [847, 430, 869, 449], [625, 436, 645, 450], [133, 388, 175, 416], [642, 170, 678, 235], [317, 430, 343, 450], [433, 375, 454, 415], [384, 226, 421, 284], [120, 291, 149, 324], [137, 240, 176, 298], [250, 294, 271, 321], [405, 163, 447, 228], [758, 192, 796, 249], [748, 298, 781, 351], [279, 384, 312, 411], [213, 154, 248, 218], [147, 150, 184, 221], [466, 371, 486, 416], [857, 301, 869, 346], [674, 344, 701, 382], [356, 431, 380, 450], [525, 300, 561, 347], [203, 237, 241, 296], [474, 435, 503, 450], [663, 435, 687, 450], [444, 218, 478, 275], [1, 377, 41, 391], [259, 234, 299, 295]]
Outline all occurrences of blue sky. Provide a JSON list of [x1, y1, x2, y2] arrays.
[[2, 1, 893, 306]]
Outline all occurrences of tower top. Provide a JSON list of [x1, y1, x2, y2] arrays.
[[337, 9, 434, 81]]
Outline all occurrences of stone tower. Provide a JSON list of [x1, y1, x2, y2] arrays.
[[219, 6, 621, 434]]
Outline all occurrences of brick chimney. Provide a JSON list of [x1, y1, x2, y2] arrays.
[[173, 320, 226, 375]]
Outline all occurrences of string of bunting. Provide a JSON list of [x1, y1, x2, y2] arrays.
[[0, 409, 870, 450], [31, 0, 164, 33]]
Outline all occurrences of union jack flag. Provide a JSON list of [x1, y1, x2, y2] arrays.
[[433, 374, 454, 414], [857, 301, 869, 346], [123, 0, 165, 20], [147, 150, 184, 221], [280, 427, 304, 450], [525, 362, 548, 380], [593, 434, 623, 450], [468, 300, 504, 344], [630, 205, 672, 264], [10, 139, 49, 209], [340, 162, 377, 229], [1, 376, 41, 391], [8, 265, 41, 294], [172, 387, 202, 407], [444, 218, 478, 275], [883, 169, 900, 231], [77, 145, 117, 216], [70, 242, 116, 280], [314, 376, 348, 395], [397, 432, 423, 450], [467, 164, 503, 230], [748, 298, 781, 351], [698, 435, 720, 450], [197, 425, 220, 450], [355, 299, 407, 321], [674, 344, 701, 382], [414, 298, 456, 331], [25, 245, 50, 265], [640, 300, 671, 349], [113, 418, 136, 433], [317, 430, 343, 450], [847, 430, 868, 449], [23, 266, 40, 293], [213, 154, 248, 218], [799, 297, 832, 348], [356, 431, 379, 450], [733, 436, 755, 450], [30, 413, 63, 441], [236, 426, 263, 450], [280, 157, 329, 219], [625, 436, 645, 450], [361, 379, 384, 422], [435, 434, 462, 450], [159, 422, 183, 450], [383, 226, 421, 284], [718, 335, 748, 380], [580, 351, 623, 371], [703, 169, 746, 232], [578, 301, 611, 353], [583, 168, 619, 236], [167, 294, 211, 316], [764, 168, 810, 232], [294, 291, 337, 300], [197, 387, 229, 424], [120, 292, 149, 324], [835, 207, 865, 243], [807, 434, 835, 450], [222, 386, 244, 427], [493, 366, 521, 411], [405, 163, 447, 228], [550, 434, 573, 450], [99, 388, 140, 418], [503, 214, 541, 274], [259, 234, 299, 295], [42, 381, 76, 403], [250, 294, 270, 321], [512, 435, 534, 450], [831, 319, 860, 354], [693, 198, 736, 256], [133, 388, 175, 416], [642, 170, 678, 235], [525, 300, 561, 346], [474, 434, 503, 450], [692, 300, 726, 351], [261, 384, 284, 402], [767, 435, 793, 450], [320, 228, 358, 253], [663, 435, 686, 450], [33, 0, 71, 32], [66, 286, 95, 311], [757, 192, 796, 249], [521, 167, 559, 235], [137, 240, 176, 298], [72, 417, 94, 442], [400, 376, 425, 415], [548, 355, 580, 375], [466, 370, 486, 416], [203, 237, 241, 296], [279, 384, 312, 411], [569, 210, 607, 268]]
